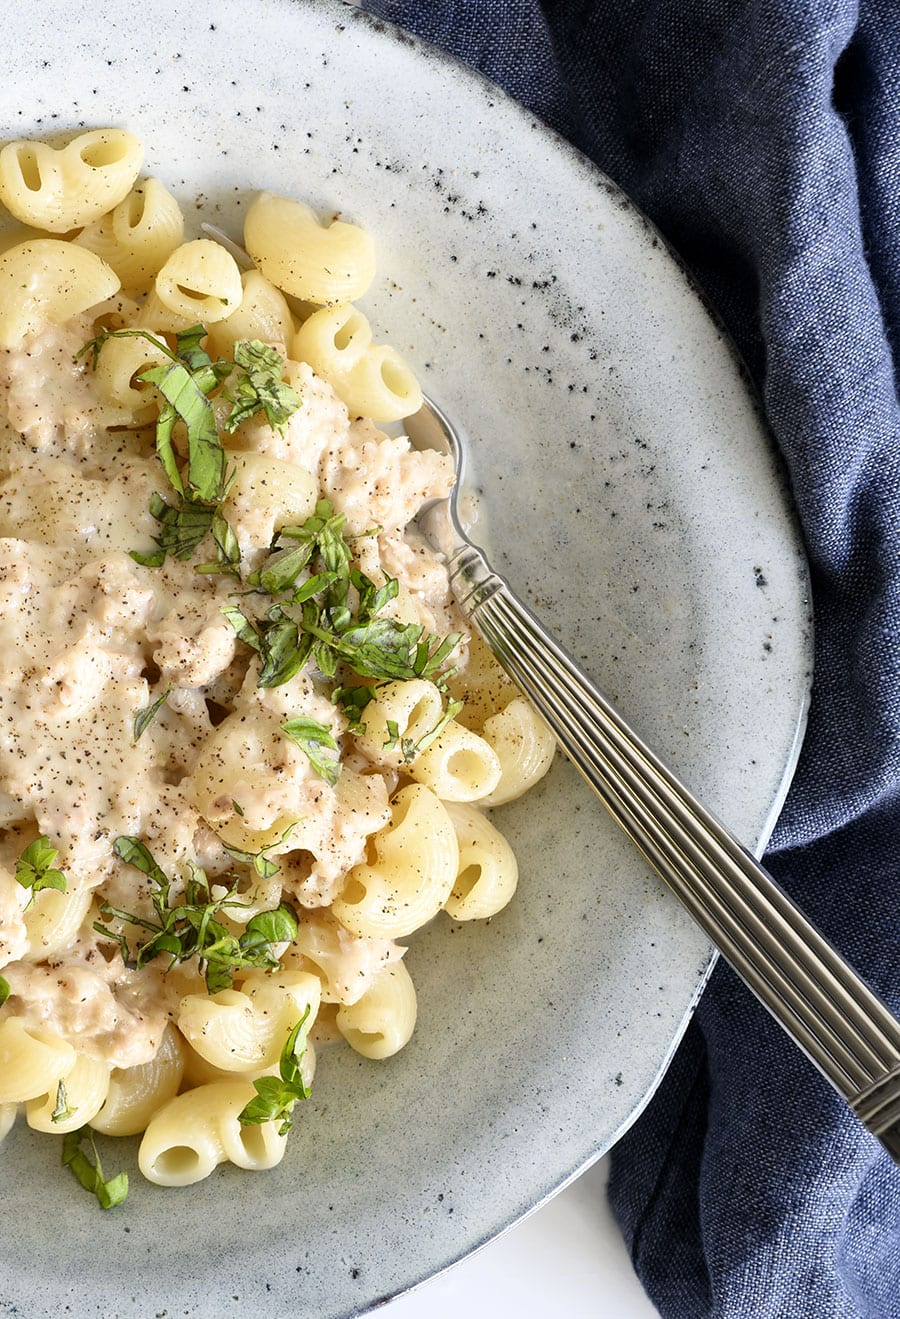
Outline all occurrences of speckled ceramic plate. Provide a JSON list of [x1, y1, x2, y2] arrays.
[[0, 3, 811, 1316]]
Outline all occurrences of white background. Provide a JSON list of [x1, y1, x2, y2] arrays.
[[379, 1155, 660, 1317]]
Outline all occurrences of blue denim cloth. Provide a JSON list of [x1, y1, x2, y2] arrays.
[[363, 2, 900, 1314]]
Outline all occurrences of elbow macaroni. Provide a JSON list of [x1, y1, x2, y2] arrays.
[[0, 127, 555, 1195]]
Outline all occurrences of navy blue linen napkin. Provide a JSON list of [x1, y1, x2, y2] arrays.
[[362, 2, 900, 1315]]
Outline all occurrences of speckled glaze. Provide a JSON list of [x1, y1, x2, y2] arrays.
[[0, 3, 811, 1316]]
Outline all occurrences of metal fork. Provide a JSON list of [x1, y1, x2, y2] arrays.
[[406, 393, 900, 1163]]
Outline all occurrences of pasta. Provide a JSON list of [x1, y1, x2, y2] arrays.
[[443, 802, 519, 921], [74, 177, 185, 292], [335, 960, 417, 1060], [138, 1079, 288, 1186], [26, 1054, 110, 1133], [243, 191, 376, 304], [0, 239, 120, 349], [0, 129, 143, 232], [292, 304, 423, 421], [0, 127, 555, 1200], [154, 239, 243, 324]]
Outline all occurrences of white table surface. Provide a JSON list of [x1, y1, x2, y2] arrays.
[[378, 1154, 660, 1317]]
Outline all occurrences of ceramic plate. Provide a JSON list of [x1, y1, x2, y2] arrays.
[[0, 3, 811, 1315]]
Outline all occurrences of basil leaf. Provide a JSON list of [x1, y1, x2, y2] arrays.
[[51, 1080, 73, 1124], [242, 903, 299, 953], [15, 836, 67, 897], [138, 360, 225, 504], [257, 621, 312, 688], [133, 689, 171, 742], [239, 1008, 312, 1134], [61, 1129, 128, 1210], [195, 510, 241, 577], [223, 340, 302, 436], [112, 837, 170, 888], [281, 716, 342, 785], [221, 605, 262, 652]]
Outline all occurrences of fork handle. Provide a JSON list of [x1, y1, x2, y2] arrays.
[[445, 540, 900, 1163]]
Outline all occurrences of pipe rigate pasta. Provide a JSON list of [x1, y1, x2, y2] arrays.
[[244, 191, 376, 304], [22, 885, 92, 961], [0, 129, 142, 232], [221, 450, 318, 547], [138, 1079, 289, 1186], [0, 239, 119, 349], [26, 1053, 111, 1133], [336, 960, 417, 1060], [293, 303, 423, 421], [74, 177, 185, 292], [442, 802, 519, 921], [410, 720, 502, 802], [331, 784, 459, 939], [177, 970, 320, 1073], [352, 678, 445, 771], [206, 270, 294, 358], [91, 1026, 187, 1138], [0, 1019, 76, 1104], [93, 329, 171, 420], [154, 238, 243, 324], [478, 697, 557, 806]]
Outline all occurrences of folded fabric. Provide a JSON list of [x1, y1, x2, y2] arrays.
[[363, 2, 900, 1315]]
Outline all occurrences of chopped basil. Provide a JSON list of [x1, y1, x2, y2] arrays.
[[94, 837, 298, 993], [133, 688, 171, 742], [225, 500, 461, 699], [15, 836, 67, 899], [79, 326, 301, 574], [222, 340, 302, 436], [281, 716, 342, 786], [222, 822, 298, 879], [51, 1080, 73, 1124], [61, 1128, 128, 1209], [238, 1007, 313, 1135]]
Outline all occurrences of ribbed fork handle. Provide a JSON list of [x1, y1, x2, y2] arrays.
[[446, 541, 900, 1163]]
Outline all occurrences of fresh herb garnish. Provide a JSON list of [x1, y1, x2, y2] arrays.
[[333, 683, 377, 734], [15, 836, 67, 901], [133, 688, 171, 742], [51, 1080, 73, 1125], [238, 1008, 312, 1136], [221, 822, 298, 880], [225, 497, 461, 702], [384, 696, 465, 763], [0, 975, 10, 1007], [94, 837, 299, 994], [281, 717, 342, 786], [78, 326, 301, 574], [221, 340, 302, 436], [61, 1127, 128, 1209], [195, 510, 242, 577]]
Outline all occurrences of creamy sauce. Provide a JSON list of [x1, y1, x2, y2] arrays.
[[0, 314, 457, 1067]]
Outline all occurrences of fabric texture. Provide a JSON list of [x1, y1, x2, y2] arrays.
[[361, 2, 900, 1315]]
